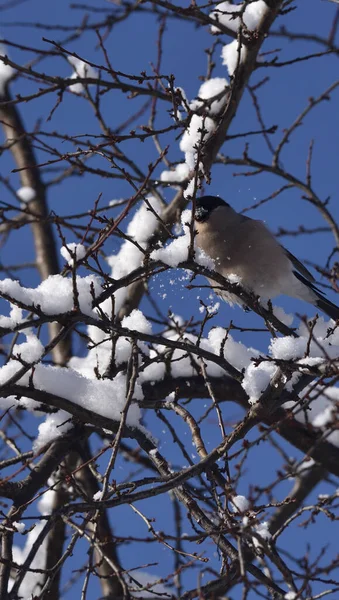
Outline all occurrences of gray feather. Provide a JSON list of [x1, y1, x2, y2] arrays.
[[284, 248, 315, 282]]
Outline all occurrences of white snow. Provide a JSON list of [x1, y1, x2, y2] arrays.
[[210, 1, 268, 34], [0, 303, 24, 329], [253, 520, 271, 548], [141, 351, 166, 383], [199, 300, 220, 315], [180, 114, 216, 170], [122, 309, 152, 336], [12, 522, 25, 533], [151, 209, 215, 269], [190, 78, 229, 116], [0, 274, 101, 317], [0, 330, 144, 448], [242, 360, 276, 405], [183, 177, 197, 200], [69, 323, 112, 379], [222, 39, 248, 77], [60, 243, 86, 265], [164, 80, 228, 192], [270, 316, 339, 362], [0, 44, 14, 95], [33, 410, 72, 452], [93, 490, 104, 501], [240, 315, 339, 404], [16, 186, 36, 203], [284, 593, 297, 600], [208, 326, 259, 372], [105, 196, 163, 313], [151, 233, 191, 267], [1, 363, 142, 427], [160, 162, 190, 184], [116, 310, 152, 364], [231, 494, 250, 512], [68, 56, 98, 94], [166, 80, 228, 191], [141, 320, 260, 381]]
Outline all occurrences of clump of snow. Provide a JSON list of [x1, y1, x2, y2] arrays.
[[68, 56, 98, 94], [69, 325, 112, 379], [12, 522, 25, 533], [174, 85, 189, 109], [231, 494, 250, 512], [0, 303, 24, 329], [240, 315, 339, 404], [0, 332, 45, 392], [151, 234, 190, 268], [180, 114, 216, 170], [122, 309, 152, 336], [210, 1, 268, 34], [284, 593, 297, 600], [1, 363, 143, 440], [222, 40, 248, 76], [60, 243, 86, 266], [116, 310, 152, 364], [105, 196, 163, 313], [208, 327, 259, 372], [160, 162, 190, 184], [183, 177, 196, 200], [14, 331, 44, 362], [318, 494, 329, 500], [271, 316, 339, 362], [47, 366, 141, 424], [38, 489, 56, 515], [190, 78, 229, 116], [165, 80, 228, 193], [33, 410, 72, 452], [0, 274, 101, 317], [162, 81, 228, 194], [141, 350, 166, 383], [199, 300, 220, 315], [93, 490, 104, 501], [16, 186, 36, 203], [0, 330, 144, 447], [253, 520, 271, 548], [242, 361, 276, 405], [0, 44, 14, 95], [143, 320, 260, 380], [151, 209, 215, 269]]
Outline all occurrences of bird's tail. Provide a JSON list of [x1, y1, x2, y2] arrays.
[[293, 270, 339, 321], [314, 294, 339, 321]]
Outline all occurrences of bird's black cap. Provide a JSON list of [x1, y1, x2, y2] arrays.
[[195, 195, 229, 222]]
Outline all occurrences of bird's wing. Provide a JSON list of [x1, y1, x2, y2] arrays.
[[283, 248, 316, 282], [285, 247, 326, 297]]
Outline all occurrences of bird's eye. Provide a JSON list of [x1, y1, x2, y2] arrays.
[[195, 207, 208, 222]]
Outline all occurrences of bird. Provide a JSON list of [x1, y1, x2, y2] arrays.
[[193, 195, 339, 321]]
